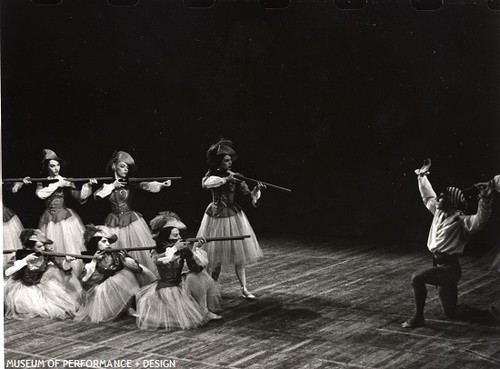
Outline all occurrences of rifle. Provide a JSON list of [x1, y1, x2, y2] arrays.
[[3, 236, 250, 256], [65, 177, 182, 183], [40, 251, 95, 260], [183, 235, 251, 243], [233, 174, 291, 193], [2, 177, 58, 183], [2, 176, 182, 184]]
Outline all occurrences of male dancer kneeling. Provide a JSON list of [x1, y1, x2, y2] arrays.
[[403, 159, 494, 328]]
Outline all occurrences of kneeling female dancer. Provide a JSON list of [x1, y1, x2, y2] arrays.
[[135, 215, 211, 331], [4, 229, 83, 320], [75, 225, 156, 323], [150, 211, 222, 320]]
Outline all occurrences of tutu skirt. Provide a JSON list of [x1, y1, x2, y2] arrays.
[[105, 215, 158, 275], [136, 283, 208, 331], [3, 214, 24, 266], [196, 209, 263, 267], [38, 208, 86, 276], [4, 265, 83, 320], [75, 268, 141, 323], [185, 270, 221, 313]]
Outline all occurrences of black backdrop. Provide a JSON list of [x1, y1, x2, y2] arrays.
[[2, 0, 499, 252]]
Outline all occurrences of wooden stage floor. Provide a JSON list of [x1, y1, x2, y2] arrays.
[[3, 236, 500, 368]]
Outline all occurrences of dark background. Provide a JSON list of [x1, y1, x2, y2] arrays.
[[2, 0, 499, 254]]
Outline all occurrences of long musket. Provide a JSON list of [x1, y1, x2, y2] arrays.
[[2, 177, 58, 183], [2, 247, 155, 256], [2, 176, 182, 183], [184, 235, 251, 242], [2, 236, 251, 256], [233, 174, 291, 193]]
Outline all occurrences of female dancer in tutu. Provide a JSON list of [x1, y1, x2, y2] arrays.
[[94, 151, 170, 274], [35, 149, 96, 276], [3, 205, 24, 266], [150, 211, 222, 320], [196, 139, 265, 299], [4, 229, 83, 320], [135, 214, 212, 331], [75, 225, 156, 323], [3, 179, 29, 266]]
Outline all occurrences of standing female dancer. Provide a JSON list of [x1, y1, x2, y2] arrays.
[[3, 179, 28, 266], [35, 149, 95, 275], [4, 229, 83, 320], [75, 224, 155, 323], [196, 139, 264, 299], [135, 214, 210, 331], [150, 211, 222, 319], [94, 151, 171, 274]]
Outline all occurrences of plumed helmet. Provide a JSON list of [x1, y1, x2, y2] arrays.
[[206, 138, 238, 167], [149, 211, 187, 239], [106, 150, 136, 174], [42, 148, 67, 168], [19, 228, 54, 247], [83, 224, 118, 247]]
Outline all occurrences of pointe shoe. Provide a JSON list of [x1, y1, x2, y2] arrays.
[[402, 316, 425, 328], [127, 308, 139, 318], [207, 311, 222, 320], [241, 287, 256, 299]]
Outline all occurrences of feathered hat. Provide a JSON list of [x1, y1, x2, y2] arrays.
[[106, 150, 136, 174], [83, 224, 118, 247], [19, 229, 53, 247], [206, 138, 238, 167], [149, 211, 186, 239], [17, 229, 53, 259], [42, 148, 67, 168]]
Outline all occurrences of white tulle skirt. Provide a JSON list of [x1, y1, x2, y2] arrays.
[[38, 209, 86, 276], [75, 268, 143, 323], [136, 283, 209, 331], [196, 210, 263, 267], [184, 270, 221, 313], [4, 266, 83, 320], [105, 217, 158, 276], [3, 215, 24, 266]]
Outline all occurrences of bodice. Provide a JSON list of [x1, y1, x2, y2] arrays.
[[108, 187, 135, 215], [156, 256, 184, 288]]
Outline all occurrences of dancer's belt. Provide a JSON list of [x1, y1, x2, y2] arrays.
[[433, 252, 459, 266]]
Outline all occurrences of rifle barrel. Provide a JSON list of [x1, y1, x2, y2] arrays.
[[103, 246, 156, 252], [40, 251, 95, 260], [3, 249, 17, 254], [184, 235, 251, 243], [235, 175, 291, 192], [2, 177, 57, 183], [63, 176, 182, 183]]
